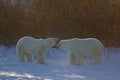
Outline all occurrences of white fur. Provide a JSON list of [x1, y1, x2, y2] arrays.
[[57, 38, 104, 65], [16, 36, 58, 64]]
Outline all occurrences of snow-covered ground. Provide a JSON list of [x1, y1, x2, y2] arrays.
[[0, 45, 120, 80]]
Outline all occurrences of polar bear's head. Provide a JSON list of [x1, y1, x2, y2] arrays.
[[45, 38, 59, 47], [57, 40, 71, 50]]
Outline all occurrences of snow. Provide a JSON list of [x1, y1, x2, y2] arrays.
[[0, 45, 120, 80], [44, 48, 70, 65]]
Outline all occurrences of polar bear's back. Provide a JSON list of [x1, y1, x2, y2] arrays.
[[59, 38, 104, 53], [17, 37, 37, 48], [17, 36, 40, 43], [16, 36, 43, 54], [60, 38, 103, 46], [70, 38, 104, 55]]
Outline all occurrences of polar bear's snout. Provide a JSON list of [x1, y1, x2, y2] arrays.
[[55, 38, 60, 44], [56, 43, 61, 48], [51, 38, 60, 48], [51, 42, 60, 49]]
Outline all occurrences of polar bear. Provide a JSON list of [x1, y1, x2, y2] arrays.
[[16, 36, 58, 64], [57, 38, 104, 65]]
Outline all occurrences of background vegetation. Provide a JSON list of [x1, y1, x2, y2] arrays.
[[0, 0, 120, 47]]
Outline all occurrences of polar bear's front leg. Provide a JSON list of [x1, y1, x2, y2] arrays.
[[36, 56, 45, 64], [36, 52, 45, 64]]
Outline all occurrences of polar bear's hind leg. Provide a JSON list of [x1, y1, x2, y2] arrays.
[[17, 46, 25, 62], [26, 53, 32, 62], [18, 52, 25, 62]]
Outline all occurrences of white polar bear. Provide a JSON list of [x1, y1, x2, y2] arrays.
[[57, 38, 104, 65], [16, 36, 58, 64]]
